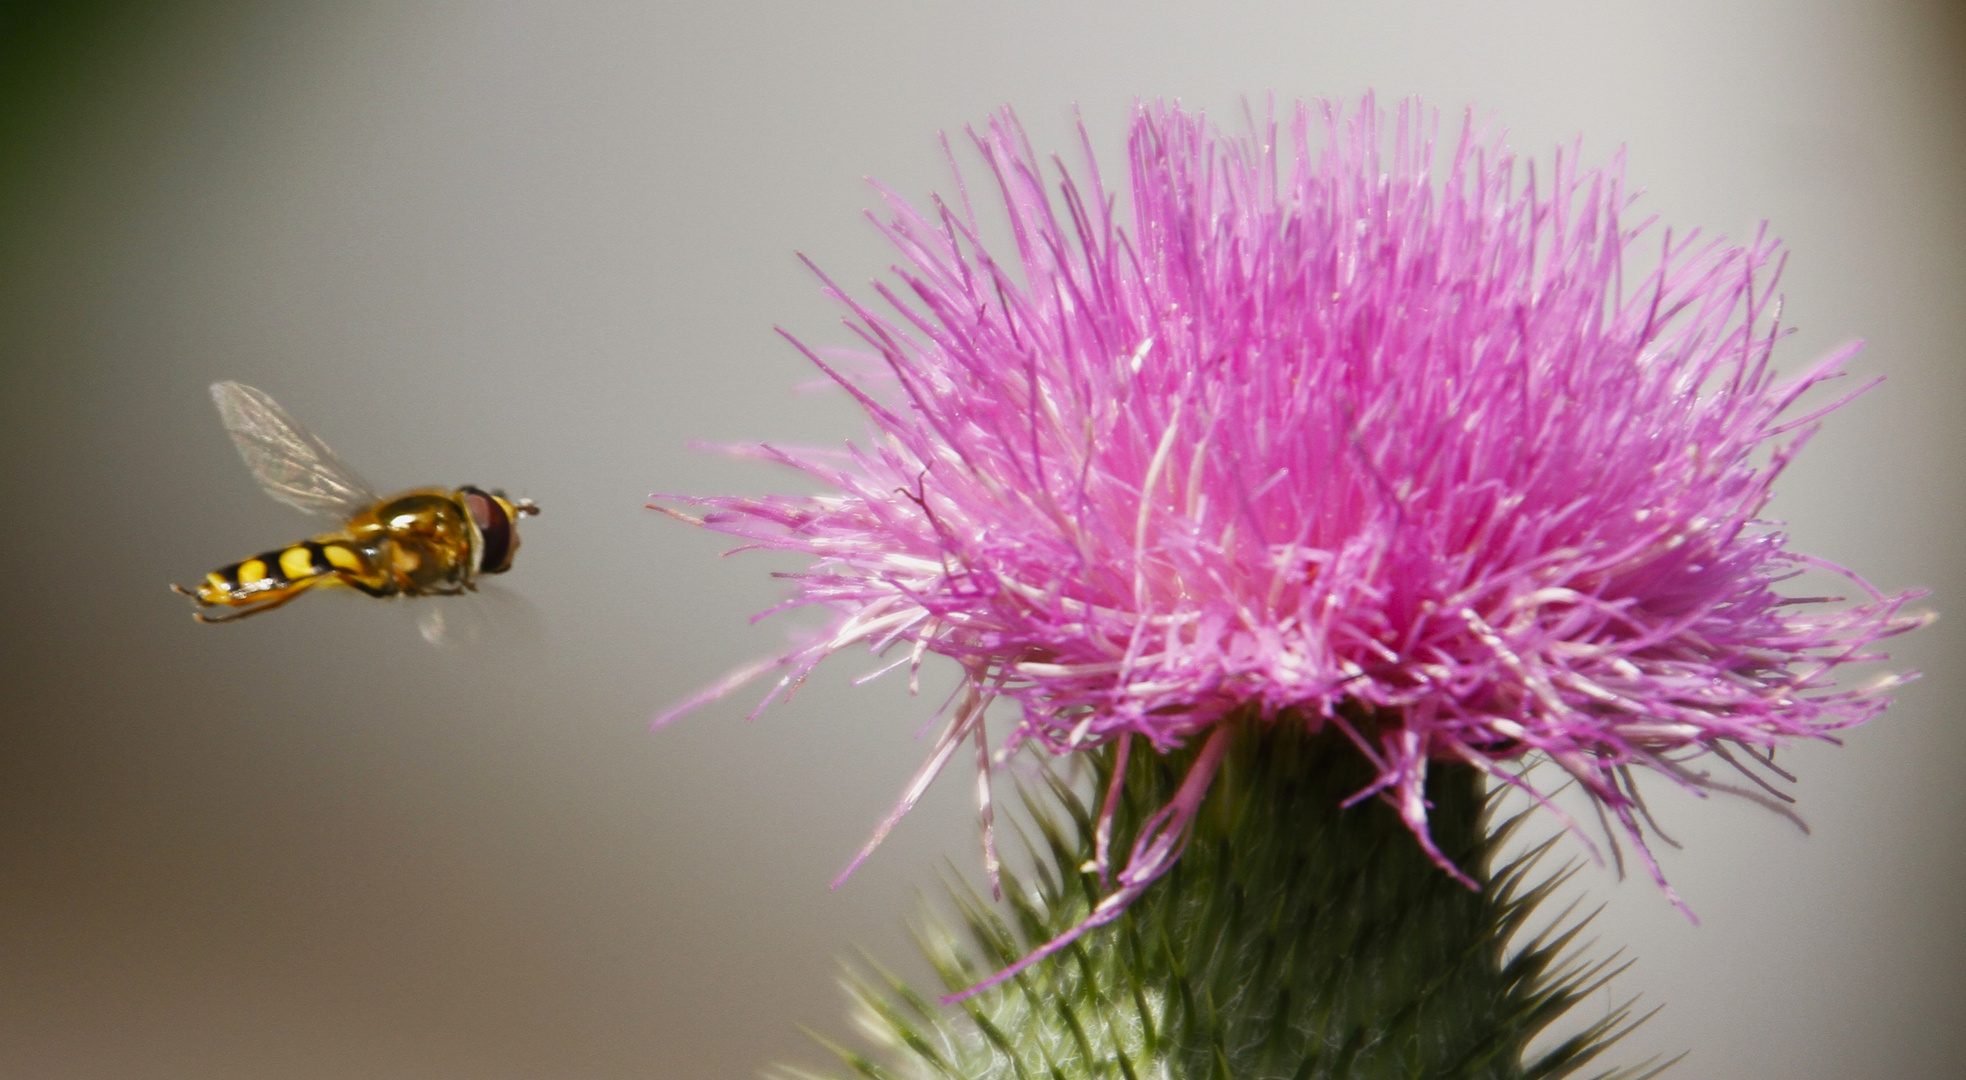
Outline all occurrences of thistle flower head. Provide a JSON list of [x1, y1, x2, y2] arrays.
[[658, 96, 1926, 992]]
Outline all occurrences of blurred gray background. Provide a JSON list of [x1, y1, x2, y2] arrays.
[[0, 1, 1959, 1077]]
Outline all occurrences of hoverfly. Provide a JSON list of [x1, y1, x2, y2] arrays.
[[174, 381, 539, 624]]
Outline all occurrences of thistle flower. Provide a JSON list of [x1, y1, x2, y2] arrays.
[[657, 97, 1925, 994]]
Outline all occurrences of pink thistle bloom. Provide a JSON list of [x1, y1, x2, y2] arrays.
[[655, 97, 1927, 994]]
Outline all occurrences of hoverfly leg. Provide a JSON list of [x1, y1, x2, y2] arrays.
[[338, 574, 394, 599], [191, 589, 308, 623]]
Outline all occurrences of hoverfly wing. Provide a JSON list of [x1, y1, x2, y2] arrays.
[[416, 584, 547, 656], [210, 381, 381, 518]]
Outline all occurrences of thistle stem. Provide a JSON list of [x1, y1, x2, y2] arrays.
[[817, 719, 1662, 1080]]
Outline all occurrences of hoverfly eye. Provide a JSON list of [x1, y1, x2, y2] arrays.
[[461, 487, 514, 574], [463, 489, 495, 530]]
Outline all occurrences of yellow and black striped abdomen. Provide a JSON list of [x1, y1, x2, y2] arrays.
[[190, 537, 389, 615]]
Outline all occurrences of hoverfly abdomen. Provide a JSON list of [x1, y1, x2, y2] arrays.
[[179, 538, 388, 621]]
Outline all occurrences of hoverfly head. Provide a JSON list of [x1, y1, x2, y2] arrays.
[[460, 486, 536, 575]]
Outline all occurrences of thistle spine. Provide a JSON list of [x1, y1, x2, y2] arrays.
[[793, 721, 1673, 1080]]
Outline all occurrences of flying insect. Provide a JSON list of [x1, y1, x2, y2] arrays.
[[174, 381, 539, 624]]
